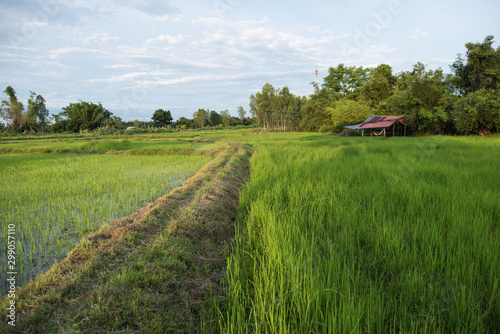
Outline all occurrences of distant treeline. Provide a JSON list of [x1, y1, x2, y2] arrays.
[[0, 95, 255, 135], [251, 35, 500, 135]]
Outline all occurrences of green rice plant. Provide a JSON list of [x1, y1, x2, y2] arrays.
[[0, 153, 211, 295], [0, 138, 209, 155], [223, 136, 500, 333]]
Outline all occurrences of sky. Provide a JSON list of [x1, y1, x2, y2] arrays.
[[0, 0, 499, 121]]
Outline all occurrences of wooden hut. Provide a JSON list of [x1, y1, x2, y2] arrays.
[[344, 116, 407, 137]]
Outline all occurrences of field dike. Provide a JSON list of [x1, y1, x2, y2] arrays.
[[0, 143, 252, 333]]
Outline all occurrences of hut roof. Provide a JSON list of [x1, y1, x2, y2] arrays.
[[344, 116, 405, 130]]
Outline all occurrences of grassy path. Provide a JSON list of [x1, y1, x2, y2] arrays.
[[0, 143, 252, 333]]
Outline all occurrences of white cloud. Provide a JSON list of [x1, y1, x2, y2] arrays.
[[331, 44, 398, 66], [104, 0, 181, 18], [80, 32, 121, 45], [192, 16, 226, 26], [320, 7, 333, 15], [88, 71, 154, 84], [32, 70, 67, 79], [146, 34, 188, 44], [431, 58, 455, 64], [154, 13, 181, 21], [296, 24, 349, 38], [48, 47, 102, 59], [410, 28, 427, 39], [104, 64, 134, 69]]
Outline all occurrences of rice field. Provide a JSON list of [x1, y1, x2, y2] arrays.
[[1, 131, 499, 332], [0, 152, 211, 294], [0, 138, 214, 154], [223, 135, 500, 333]]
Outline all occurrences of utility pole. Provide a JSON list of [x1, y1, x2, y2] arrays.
[[314, 69, 319, 94]]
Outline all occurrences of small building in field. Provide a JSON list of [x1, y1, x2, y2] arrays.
[[344, 116, 407, 137]]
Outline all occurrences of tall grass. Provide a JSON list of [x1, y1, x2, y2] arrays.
[[0, 153, 211, 295], [223, 136, 500, 333]]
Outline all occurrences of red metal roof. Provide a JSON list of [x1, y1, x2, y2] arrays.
[[359, 116, 404, 129]]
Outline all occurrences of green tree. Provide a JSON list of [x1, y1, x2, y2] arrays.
[[387, 63, 455, 134], [275, 87, 292, 131], [323, 64, 371, 99], [57, 101, 111, 132], [361, 64, 397, 112], [299, 88, 336, 132], [151, 109, 173, 127], [450, 35, 500, 95], [237, 106, 246, 123], [250, 83, 275, 130], [250, 83, 303, 131], [0, 86, 26, 132], [220, 109, 230, 127], [26, 92, 49, 134], [452, 88, 500, 134], [133, 119, 141, 128], [176, 117, 193, 129], [193, 109, 208, 128], [287, 95, 305, 131], [326, 99, 372, 132], [208, 110, 221, 126], [103, 115, 124, 129]]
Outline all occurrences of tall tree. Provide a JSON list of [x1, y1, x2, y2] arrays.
[[151, 109, 173, 127], [299, 88, 336, 132], [251, 83, 306, 131], [193, 108, 208, 128], [323, 64, 371, 99], [387, 63, 455, 134], [250, 83, 276, 130], [237, 106, 246, 122], [361, 64, 397, 112], [450, 35, 500, 95], [208, 110, 221, 126], [0, 86, 26, 132], [26, 92, 49, 134], [276, 87, 291, 131], [220, 109, 230, 127], [284, 95, 304, 132]]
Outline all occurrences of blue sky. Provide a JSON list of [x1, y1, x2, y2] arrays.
[[0, 0, 499, 121]]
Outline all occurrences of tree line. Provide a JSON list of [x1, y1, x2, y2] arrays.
[[0, 90, 252, 134], [251, 35, 500, 135]]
